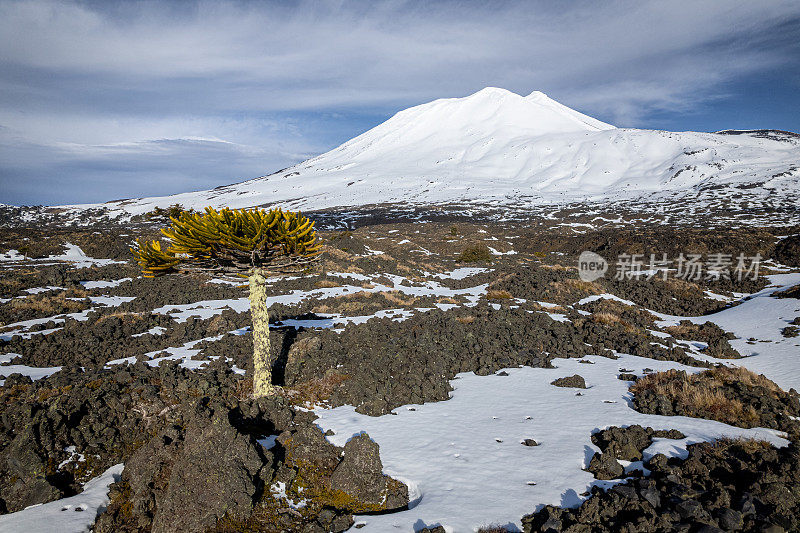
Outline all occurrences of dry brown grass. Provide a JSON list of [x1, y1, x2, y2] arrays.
[[372, 252, 394, 262], [592, 312, 623, 325], [589, 310, 639, 334], [456, 315, 476, 324], [529, 302, 568, 313], [663, 277, 704, 297], [488, 272, 516, 288], [0, 281, 25, 298], [233, 376, 253, 401], [548, 278, 603, 299], [286, 372, 350, 406], [321, 246, 353, 260], [312, 301, 379, 315], [664, 323, 698, 337], [311, 289, 426, 314], [539, 263, 570, 270], [314, 279, 341, 289], [591, 299, 654, 322], [336, 290, 374, 300], [486, 289, 513, 300], [95, 310, 145, 325], [565, 278, 604, 293], [630, 368, 764, 427], [706, 365, 783, 395], [381, 290, 418, 306], [9, 294, 87, 315], [706, 437, 773, 455]]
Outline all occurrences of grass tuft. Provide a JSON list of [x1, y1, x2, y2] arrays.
[[457, 244, 493, 263]]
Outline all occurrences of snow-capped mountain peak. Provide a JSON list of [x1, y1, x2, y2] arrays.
[[365, 87, 615, 143], [64, 88, 798, 219]]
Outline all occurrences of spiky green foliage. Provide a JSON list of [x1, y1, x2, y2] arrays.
[[132, 206, 322, 277]]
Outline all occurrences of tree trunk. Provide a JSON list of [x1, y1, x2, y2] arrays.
[[249, 269, 275, 397]]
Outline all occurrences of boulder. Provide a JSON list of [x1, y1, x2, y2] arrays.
[[1, 427, 61, 512], [97, 402, 271, 533], [587, 451, 624, 480], [328, 433, 407, 510], [150, 408, 270, 533], [591, 425, 652, 461], [550, 374, 587, 388]]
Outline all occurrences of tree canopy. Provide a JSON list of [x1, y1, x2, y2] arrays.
[[132, 206, 322, 277]]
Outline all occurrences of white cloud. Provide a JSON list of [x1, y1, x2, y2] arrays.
[[2, 0, 798, 114]]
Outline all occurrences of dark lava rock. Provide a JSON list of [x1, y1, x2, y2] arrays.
[[269, 295, 706, 416], [329, 434, 407, 511], [718, 508, 744, 530], [590, 425, 685, 463], [618, 372, 637, 381], [5, 307, 251, 369], [587, 451, 624, 480], [773, 235, 800, 267], [0, 360, 253, 517], [665, 320, 740, 359], [1, 426, 62, 512], [676, 499, 711, 521], [776, 285, 800, 299], [522, 439, 539, 447], [651, 428, 687, 439], [524, 439, 800, 533], [782, 326, 799, 338], [96, 400, 274, 533], [94, 395, 366, 533], [151, 407, 270, 532], [550, 374, 587, 388], [591, 425, 652, 461]]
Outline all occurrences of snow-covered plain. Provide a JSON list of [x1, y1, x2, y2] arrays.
[[59, 88, 799, 220]]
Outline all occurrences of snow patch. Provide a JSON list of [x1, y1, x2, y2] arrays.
[[0, 464, 123, 533]]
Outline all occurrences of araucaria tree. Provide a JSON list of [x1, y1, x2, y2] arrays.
[[132, 206, 322, 397]]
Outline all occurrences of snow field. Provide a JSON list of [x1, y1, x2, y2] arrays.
[[315, 353, 788, 532]]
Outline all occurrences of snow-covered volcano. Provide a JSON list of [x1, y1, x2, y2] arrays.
[[68, 87, 799, 217]]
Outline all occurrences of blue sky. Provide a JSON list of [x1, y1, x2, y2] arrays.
[[1, 0, 799, 206]]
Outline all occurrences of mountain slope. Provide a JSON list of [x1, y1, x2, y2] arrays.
[[66, 88, 799, 218]]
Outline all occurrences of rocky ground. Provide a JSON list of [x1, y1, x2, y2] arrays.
[[1, 215, 799, 532]]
